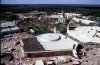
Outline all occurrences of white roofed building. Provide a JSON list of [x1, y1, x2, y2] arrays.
[[58, 13, 81, 18], [1, 27, 20, 36], [72, 17, 96, 25], [0, 21, 16, 27], [49, 15, 66, 23], [37, 33, 79, 51], [68, 26, 100, 43]]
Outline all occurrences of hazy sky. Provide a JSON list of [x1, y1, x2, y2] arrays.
[[1, 0, 100, 4]]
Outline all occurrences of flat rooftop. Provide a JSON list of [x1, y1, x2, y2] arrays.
[[37, 33, 78, 51], [68, 26, 100, 43], [22, 33, 78, 52]]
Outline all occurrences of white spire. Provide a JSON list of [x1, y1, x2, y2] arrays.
[[62, 9, 64, 14]]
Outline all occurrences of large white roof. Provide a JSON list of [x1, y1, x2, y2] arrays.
[[68, 26, 100, 43], [37, 33, 78, 51]]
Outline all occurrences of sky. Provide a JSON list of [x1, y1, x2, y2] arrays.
[[1, 0, 100, 4]]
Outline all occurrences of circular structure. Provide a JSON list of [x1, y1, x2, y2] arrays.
[[38, 33, 61, 42]]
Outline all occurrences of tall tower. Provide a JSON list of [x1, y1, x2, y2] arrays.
[[62, 9, 65, 18], [61, 9, 66, 23]]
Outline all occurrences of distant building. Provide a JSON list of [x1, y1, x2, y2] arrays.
[[58, 13, 81, 18], [72, 17, 96, 25], [49, 10, 82, 24], [0, 21, 16, 28], [1, 27, 20, 36], [49, 10, 67, 23]]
